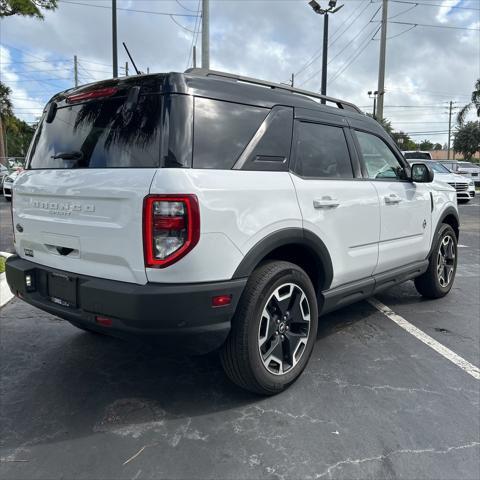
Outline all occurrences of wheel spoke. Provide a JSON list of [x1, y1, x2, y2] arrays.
[[284, 332, 308, 367], [257, 282, 311, 376], [288, 289, 309, 326]]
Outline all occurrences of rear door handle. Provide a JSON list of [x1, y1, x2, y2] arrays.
[[384, 194, 402, 205], [313, 197, 340, 209]]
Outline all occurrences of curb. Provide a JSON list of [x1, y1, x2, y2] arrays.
[[0, 251, 14, 308]]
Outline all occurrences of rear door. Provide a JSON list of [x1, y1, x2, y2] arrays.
[[290, 110, 380, 288], [352, 130, 432, 274], [12, 84, 167, 285]]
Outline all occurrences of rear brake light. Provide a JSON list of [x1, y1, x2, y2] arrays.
[[143, 195, 200, 268], [66, 87, 118, 104], [95, 316, 113, 327]]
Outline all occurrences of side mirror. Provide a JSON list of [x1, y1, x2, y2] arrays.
[[411, 163, 434, 183]]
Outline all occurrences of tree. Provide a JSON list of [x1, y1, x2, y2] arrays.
[[0, 0, 57, 19], [453, 121, 480, 161], [457, 78, 480, 126], [5, 116, 35, 157], [0, 81, 13, 160], [391, 131, 416, 151], [433, 143, 442, 151], [419, 139, 434, 151]]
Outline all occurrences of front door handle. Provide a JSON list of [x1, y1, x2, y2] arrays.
[[313, 197, 340, 209], [384, 194, 402, 205]]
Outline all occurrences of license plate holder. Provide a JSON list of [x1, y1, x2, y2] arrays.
[[48, 273, 77, 308]]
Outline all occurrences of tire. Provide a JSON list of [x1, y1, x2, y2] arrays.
[[414, 224, 458, 299], [220, 261, 318, 395]]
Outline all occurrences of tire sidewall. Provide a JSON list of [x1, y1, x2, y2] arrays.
[[245, 264, 318, 390]]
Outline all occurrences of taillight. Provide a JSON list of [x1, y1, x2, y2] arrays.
[[66, 87, 118, 104], [143, 195, 200, 268]]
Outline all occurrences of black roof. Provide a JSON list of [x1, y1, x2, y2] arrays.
[[48, 69, 380, 130]]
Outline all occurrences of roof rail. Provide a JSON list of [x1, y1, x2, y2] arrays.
[[185, 68, 363, 114]]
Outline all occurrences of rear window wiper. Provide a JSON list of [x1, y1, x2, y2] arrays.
[[51, 151, 83, 161]]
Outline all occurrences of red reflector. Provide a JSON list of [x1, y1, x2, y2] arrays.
[[154, 216, 185, 230], [95, 316, 113, 327], [67, 87, 118, 104], [212, 295, 232, 307]]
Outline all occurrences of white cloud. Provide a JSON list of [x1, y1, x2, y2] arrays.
[[0, 0, 478, 143]]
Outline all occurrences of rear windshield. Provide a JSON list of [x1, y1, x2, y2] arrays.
[[28, 94, 163, 169]]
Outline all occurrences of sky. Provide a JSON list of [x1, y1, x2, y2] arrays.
[[0, 0, 479, 146]]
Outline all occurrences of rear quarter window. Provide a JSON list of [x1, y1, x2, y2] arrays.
[[193, 97, 268, 169]]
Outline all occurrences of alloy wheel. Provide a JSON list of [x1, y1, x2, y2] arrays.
[[437, 234, 456, 288], [257, 283, 311, 375]]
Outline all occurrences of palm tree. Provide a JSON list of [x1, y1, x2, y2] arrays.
[[0, 81, 13, 160], [457, 78, 480, 125]]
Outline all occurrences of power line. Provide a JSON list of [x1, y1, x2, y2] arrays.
[[169, 15, 198, 33], [372, 19, 480, 31], [329, 25, 382, 85], [294, 0, 372, 79], [389, 0, 480, 11], [175, 0, 199, 13], [186, 0, 202, 69], [60, 1, 200, 17], [328, 7, 382, 66], [0, 59, 69, 65]]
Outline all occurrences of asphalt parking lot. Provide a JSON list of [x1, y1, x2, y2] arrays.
[[1, 196, 479, 480]]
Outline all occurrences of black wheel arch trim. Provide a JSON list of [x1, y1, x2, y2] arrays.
[[232, 228, 334, 291], [428, 206, 460, 258]]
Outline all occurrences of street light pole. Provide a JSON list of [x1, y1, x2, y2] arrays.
[[368, 90, 378, 119], [112, 0, 118, 78], [308, 1, 344, 103]]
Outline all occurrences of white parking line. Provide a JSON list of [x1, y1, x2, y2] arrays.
[[369, 298, 480, 380]]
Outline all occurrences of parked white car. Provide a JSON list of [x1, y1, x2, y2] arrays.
[[6, 70, 461, 394], [441, 160, 480, 186], [2, 170, 19, 202], [407, 160, 475, 203], [0, 164, 9, 188], [403, 151, 432, 161]]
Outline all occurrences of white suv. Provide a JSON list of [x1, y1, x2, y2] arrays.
[[6, 70, 460, 395]]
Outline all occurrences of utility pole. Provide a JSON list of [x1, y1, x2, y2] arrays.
[[112, 0, 118, 78], [125, 61, 129, 77], [321, 12, 329, 101], [308, 1, 344, 103], [447, 100, 454, 160], [193, 45, 197, 68], [74, 55, 78, 87], [376, 0, 388, 121], [201, 0, 210, 69], [291, 73, 295, 87]]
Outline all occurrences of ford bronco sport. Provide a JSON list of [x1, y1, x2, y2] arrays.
[[6, 69, 460, 395]]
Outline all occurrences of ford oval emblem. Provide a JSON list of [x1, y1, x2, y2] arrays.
[[16, 223, 24, 233]]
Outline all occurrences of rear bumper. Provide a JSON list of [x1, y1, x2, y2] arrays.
[[5, 256, 247, 354]]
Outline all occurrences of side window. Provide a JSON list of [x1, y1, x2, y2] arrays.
[[193, 97, 268, 169], [355, 131, 406, 180], [295, 122, 353, 178]]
